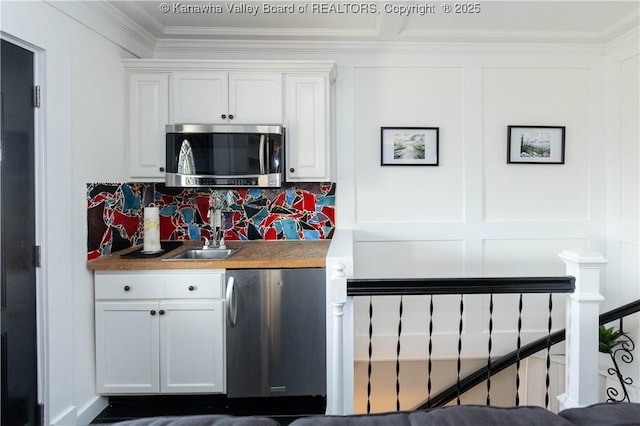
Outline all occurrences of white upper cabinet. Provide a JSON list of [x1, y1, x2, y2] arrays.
[[171, 72, 283, 124], [285, 74, 331, 182], [128, 73, 169, 179], [228, 73, 283, 124], [124, 60, 336, 182], [171, 72, 228, 124]]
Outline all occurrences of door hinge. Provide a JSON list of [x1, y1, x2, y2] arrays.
[[34, 245, 41, 268], [33, 85, 41, 108]]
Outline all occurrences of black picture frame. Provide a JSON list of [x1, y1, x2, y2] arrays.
[[380, 127, 439, 166], [507, 125, 566, 164]]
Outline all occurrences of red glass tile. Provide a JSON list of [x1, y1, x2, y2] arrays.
[[88, 251, 102, 260], [112, 210, 141, 239], [303, 192, 316, 212], [321, 206, 335, 224], [159, 215, 175, 240], [264, 228, 277, 240]]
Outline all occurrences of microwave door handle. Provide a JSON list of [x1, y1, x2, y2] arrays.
[[259, 134, 266, 175]]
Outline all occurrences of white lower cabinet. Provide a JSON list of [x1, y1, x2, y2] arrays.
[[160, 300, 224, 393], [94, 270, 225, 395], [96, 301, 160, 393]]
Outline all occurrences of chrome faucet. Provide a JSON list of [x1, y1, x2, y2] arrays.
[[205, 192, 226, 249], [207, 206, 226, 249], [201, 236, 211, 249]]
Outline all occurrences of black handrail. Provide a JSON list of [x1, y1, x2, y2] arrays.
[[348, 275, 575, 412], [415, 299, 640, 410], [347, 276, 575, 296], [600, 300, 640, 325]]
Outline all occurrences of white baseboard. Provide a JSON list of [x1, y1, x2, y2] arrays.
[[77, 396, 109, 426]]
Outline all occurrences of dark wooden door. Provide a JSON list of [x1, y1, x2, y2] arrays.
[[1, 39, 39, 426]]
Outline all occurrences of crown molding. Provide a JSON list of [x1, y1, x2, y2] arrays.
[[151, 38, 606, 58], [46, 0, 638, 59], [163, 25, 381, 39], [122, 58, 338, 81], [601, 9, 640, 44], [606, 25, 640, 58], [157, 25, 631, 45], [46, 0, 156, 57]]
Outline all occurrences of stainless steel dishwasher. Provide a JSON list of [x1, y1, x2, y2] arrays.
[[225, 268, 326, 398]]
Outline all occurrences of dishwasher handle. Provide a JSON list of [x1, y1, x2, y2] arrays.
[[225, 276, 237, 327]]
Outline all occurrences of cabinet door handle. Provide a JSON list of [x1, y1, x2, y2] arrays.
[[221, 114, 226, 119], [159, 310, 165, 315], [228, 114, 234, 120], [124, 285, 130, 292], [159, 167, 165, 172], [150, 310, 156, 316], [289, 167, 295, 173], [188, 285, 195, 291]]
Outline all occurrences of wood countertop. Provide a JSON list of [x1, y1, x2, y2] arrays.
[[87, 240, 331, 271]]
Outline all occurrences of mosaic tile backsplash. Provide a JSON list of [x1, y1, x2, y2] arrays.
[[87, 182, 336, 260]]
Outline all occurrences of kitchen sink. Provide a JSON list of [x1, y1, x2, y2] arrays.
[[164, 247, 240, 260]]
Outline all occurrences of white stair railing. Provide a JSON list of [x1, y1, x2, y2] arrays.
[[326, 238, 607, 415]]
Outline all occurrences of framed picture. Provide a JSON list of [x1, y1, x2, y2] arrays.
[[381, 127, 439, 166], [507, 125, 565, 164]]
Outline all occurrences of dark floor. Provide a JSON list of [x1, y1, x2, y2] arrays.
[[90, 395, 326, 425]]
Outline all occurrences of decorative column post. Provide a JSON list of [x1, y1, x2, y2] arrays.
[[558, 249, 607, 410], [328, 262, 347, 415], [326, 229, 355, 415]]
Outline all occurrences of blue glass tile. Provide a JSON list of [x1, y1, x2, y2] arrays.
[[160, 205, 177, 216], [188, 224, 200, 240], [248, 188, 262, 198], [281, 219, 299, 239], [303, 230, 319, 240], [121, 184, 141, 211], [101, 241, 112, 255], [317, 195, 336, 207], [274, 220, 283, 235], [181, 208, 194, 223], [250, 207, 269, 226], [286, 189, 296, 206]]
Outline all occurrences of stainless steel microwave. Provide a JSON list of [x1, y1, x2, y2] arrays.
[[165, 124, 284, 188]]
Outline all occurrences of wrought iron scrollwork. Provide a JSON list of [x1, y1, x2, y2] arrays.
[[604, 330, 635, 403]]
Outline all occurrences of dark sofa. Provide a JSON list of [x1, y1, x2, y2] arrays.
[[114, 403, 640, 426]]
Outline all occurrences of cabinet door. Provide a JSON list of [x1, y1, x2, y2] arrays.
[[229, 72, 283, 124], [285, 74, 331, 181], [160, 300, 225, 393], [95, 302, 160, 394], [128, 73, 169, 179], [172, 72, 228, 124]]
